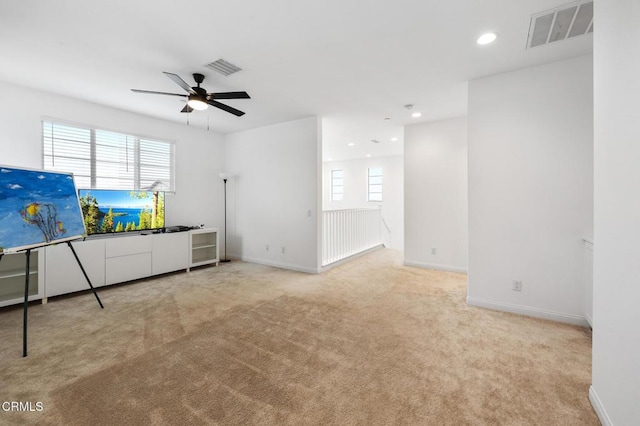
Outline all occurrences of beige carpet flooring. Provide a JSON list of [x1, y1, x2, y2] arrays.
[[0, 249, 598, 425]]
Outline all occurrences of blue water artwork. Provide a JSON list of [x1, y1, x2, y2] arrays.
[[0, 166, 86, 253]]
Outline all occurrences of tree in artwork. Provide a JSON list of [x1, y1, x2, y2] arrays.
[[79, 194, 100, 235], [129, 191, 163, 230], [101, 208, 115, 233]]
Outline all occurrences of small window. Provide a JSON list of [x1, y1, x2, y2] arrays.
[[331, 170, 344, 201], [368, 167, 383, 202]]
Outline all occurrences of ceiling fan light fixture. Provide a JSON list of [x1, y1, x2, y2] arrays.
[[187, 95, 208, 111], [477, 32, 497, 45]]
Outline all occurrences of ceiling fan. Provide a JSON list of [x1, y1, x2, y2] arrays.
[[131, 72, 250, 116]]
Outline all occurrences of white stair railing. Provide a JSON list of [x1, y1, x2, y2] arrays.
[[322, 207, 383, 266]]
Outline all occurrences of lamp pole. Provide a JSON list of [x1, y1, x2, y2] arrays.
[[220, 173, 230, 263]]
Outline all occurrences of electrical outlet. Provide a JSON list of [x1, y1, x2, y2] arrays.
[[281, 247, 285, 254], [512, 280, 523, 292], [431, 247, 437, 255]]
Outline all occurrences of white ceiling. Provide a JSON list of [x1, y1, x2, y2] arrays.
[[0, 1, 592, 161]]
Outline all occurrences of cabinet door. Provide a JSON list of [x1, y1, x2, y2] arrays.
[[0, 250, 43, 306], [45, 240, 106, 297], [152, 232, 188, 275]]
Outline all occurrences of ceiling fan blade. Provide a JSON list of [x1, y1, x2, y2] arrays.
[[209, 91, 251, 100], [131, 89, 187, 97], [207, 99, 245, 116], [163, 72, 195, 94], [181, 105, 194, 113]]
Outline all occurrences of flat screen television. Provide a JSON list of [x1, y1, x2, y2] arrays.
[[78, 189, 165, 235]]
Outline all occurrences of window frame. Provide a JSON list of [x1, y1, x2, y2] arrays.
[[330, 169, 344, 201], [367, 167, 383, 202], [42, 119, 175, 192]]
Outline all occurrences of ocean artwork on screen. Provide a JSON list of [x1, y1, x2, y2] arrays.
[[0, 166, 86, 253]]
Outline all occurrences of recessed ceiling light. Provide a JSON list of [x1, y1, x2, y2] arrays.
[[391, 137, 398, 142], [411, 112, 422, 118], [347, 143, 355, 147], [477, 32, 497, 45], [365, 154, 371, 158]]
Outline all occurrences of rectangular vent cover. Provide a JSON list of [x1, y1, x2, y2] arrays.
[[527, 0, 593, 49], [206, 59, 242, 76]]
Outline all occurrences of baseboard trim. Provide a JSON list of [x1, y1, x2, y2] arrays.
[[467, 297, 589, 327], [589, 386, 613, 426], [230, 255, 318, 274], [403, 260, 468, 274], [320, 244, 384, 272]]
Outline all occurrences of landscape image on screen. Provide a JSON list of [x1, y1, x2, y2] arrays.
[[78, 189, 165, 235]]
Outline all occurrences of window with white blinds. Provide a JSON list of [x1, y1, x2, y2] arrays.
[[42, 121, 175, 191]]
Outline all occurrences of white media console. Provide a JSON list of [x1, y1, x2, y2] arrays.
[[0, 228, 218, 307]]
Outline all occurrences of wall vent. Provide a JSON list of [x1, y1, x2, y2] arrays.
[[205, 59, 242, 76], [526, 0, 593, 49]]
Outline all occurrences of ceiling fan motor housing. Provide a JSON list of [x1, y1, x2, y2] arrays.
[[193, 73, 205, 85]]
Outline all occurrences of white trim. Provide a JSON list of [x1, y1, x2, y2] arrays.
[[403, 259, 468, 274], [466, 296, 589, 327], [228, 255, 318, 274], [41, 115, 176, 147], [589, 386, 613, 426], [320, 245, 384, 272]]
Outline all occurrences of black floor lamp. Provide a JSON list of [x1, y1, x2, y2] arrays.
[[219, 172, 231, 263]]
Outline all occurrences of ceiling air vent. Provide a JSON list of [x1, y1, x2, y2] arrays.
[[205, 59, 242, 76], [526, 0, 593, 49]]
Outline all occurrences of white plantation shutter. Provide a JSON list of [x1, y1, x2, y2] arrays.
[[42, 121, 175, 191], [95, 130, 135, 190], [42, 122, 92, 189], [139, 139, 173, 192]]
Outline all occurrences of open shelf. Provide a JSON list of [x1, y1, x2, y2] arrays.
[[189, 228, 218, 270], [0, 251, 43, 306]]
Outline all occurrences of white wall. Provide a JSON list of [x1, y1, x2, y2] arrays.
[[591, 1, 640, 424], [404, 117, 468, 272], [0, 80, 225, 231], [322, 156, 404, 250], [467, 55, 593, 325], [224, 117, 321, 273]]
